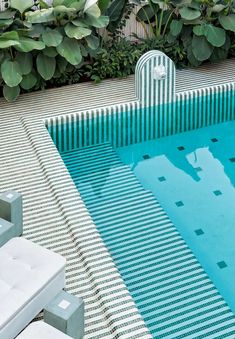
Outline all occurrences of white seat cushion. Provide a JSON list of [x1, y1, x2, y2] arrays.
[[16, 322, 72, 339], [0, 237, 66, 332]]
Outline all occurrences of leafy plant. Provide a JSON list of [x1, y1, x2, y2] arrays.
[[0, 0, 109, 101], [84, 36, 186, 83], [132, 0, 235, 66], [85, 38, 143, 81], [106, 0, 134, 35]]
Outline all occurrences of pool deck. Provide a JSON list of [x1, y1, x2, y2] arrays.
[[1, 58, 235, 338]]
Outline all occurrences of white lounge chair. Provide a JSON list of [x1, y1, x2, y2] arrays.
[[0, 237, 66, 339], [16, 321, 72, 338]]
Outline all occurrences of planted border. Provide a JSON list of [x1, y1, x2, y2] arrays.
[[0, 0, 110, 101]]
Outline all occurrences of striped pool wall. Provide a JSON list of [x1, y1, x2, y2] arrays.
[[45, 51, 235, 152]]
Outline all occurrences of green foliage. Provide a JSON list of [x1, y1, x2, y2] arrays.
[[134, 0, 235, 66], [1, 0, 235, 101], [85, 38, 143, 81], [103, 0, 134, 36], [0, 0, 109, 101], [78, 37, 186, 83]]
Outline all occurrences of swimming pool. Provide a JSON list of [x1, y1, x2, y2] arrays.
[[46, 51, 235, 337], [47, 119, 235, 338]]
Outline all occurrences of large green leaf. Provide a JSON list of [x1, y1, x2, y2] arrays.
[[15, 37, 45, 52], [85, 4, 101, 18], [3, 85, 20, 102], [66, 0, 86, 10], [42, 28, 63, 47], [80, 15, 109, 28], [0, 10, 15, 19], [179, 7, 201, 21], [0, 11, 14, 27], [65, 23, 91, 39], [36, 53, 56, 80], [10, 0, 34, 13], [219, 14, 235, 32], [136, 5, 156, 23], [53, 0, 65, 5], [56, 37, 82, 65], [1, 60, 22, 87], [0, 19, 14, 28], [193, 25, 205, 36], [25, 8, 54, 23], [0, 31, 19, 48], [84, 0, 98, 12], [204, 25, 226, 47], [85, 34, 99, 49], [53, 5, 77, 14], [106, 0, 126, 22], [192, 35, 213, 61], [212, 4, 226, 13], [64, 0, 81, 7], [0, 31, 19, 40], [28, 24, 45, 38], [20, 73, 37, 90], [170, 20, 183, 36], [43, 47, 58, 57], [15, 53, 32, 75], [0, 39, 19, 48], [98, 0, 110, 13]]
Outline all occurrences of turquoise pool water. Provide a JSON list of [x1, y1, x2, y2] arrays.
[[57, 119, 235, 337], [117, 120, 235, 314]]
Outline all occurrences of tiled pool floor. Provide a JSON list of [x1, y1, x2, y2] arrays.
[[117, 120, 235, 315]]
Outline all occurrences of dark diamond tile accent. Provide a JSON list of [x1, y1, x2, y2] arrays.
[[229, 157, 235, 162], [195, 229, 204, 236], [211, 138, 218, 143], [195, 167, 202, 172], [213, 190, 222, 196], [217, 261, 227, 269], [175, 201, 184, 207], [158, 176, 166, 182], [177, 146, 185, 151], [143, 154, 150, 160]]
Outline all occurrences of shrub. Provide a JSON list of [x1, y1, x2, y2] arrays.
[[84, 36, 186, 83], [0, 0, 109, 101], [133, 0, 235, 66]]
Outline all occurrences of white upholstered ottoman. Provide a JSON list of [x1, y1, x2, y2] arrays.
[[16, 321, 72, 338], [0, 237, 66, 339]]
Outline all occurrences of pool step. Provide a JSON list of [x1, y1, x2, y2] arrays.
[[61, 143, 235, 339]]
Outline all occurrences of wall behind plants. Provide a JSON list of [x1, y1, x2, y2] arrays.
[[0, 0, 110, 101]]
